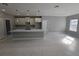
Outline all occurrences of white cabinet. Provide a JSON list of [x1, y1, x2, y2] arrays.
[[15, 18, 26, 25], [35, 18, 41, 22], [15, 17, 31, 25]]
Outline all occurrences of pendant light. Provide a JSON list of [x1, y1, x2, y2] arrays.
[[26, 10, 30, 16], [36, 9, 40, 16]]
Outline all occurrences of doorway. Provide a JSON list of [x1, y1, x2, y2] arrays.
[[5, 20, 11, 35]]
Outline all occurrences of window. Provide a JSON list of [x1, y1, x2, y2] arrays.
[[69, 19, 78, 32]]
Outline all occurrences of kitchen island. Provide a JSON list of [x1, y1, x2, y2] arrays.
[[10, 29, 44, 40]]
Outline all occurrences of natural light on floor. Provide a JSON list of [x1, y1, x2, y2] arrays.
[[62, 36, 75, 45], [62, 36, 77, 51]]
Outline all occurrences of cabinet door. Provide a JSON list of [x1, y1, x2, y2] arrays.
[[35, 18, 41, 22]]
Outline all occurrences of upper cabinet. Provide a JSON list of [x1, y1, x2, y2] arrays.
[[14, 16, 42, 25], [35, 18, 42, 22]]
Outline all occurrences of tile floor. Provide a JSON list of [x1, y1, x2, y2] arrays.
[[0, 32, 79, 56]]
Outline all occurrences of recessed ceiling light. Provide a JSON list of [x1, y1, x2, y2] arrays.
[[26, 10, 30, 16], [1, 9, 6, 12]]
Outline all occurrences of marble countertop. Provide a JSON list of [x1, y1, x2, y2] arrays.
[[10, 29, 44, 32]]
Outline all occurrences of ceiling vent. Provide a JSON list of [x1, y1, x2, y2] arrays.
[[54, 5, 59, 8]]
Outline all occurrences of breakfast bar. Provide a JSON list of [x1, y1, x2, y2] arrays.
[[10, 29, 44, 40]]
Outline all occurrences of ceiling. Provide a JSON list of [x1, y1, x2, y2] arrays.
[[0, 3, 79, 16]]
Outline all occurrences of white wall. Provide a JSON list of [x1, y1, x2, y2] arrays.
[[42, 16, 66, 32], [0, 11, 15, 39], [0, 18, 5, 39]]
